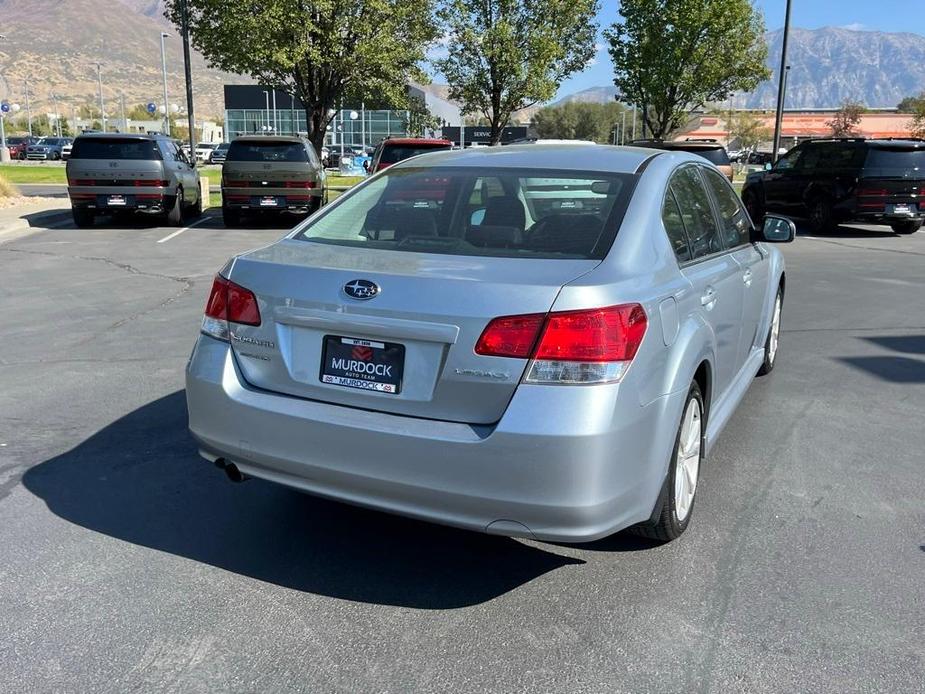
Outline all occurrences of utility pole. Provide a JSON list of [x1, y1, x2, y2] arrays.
[[24, 80, 32, 136], [180, 0, 196, 157], [120, 93, 126, 133], [96, 63, 106, 132], [631, 105, 637, 141], [160, 32, 171, 135], [52, 92, 61, 137], [263, 90, 269, 133], [272, 88, 277, 134], [621, 110, 627, 145], [772, 0, 793, 163]]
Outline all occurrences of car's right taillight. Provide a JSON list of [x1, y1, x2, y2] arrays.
[[475, 304, 647, 384], [201, 274, 261, 341]]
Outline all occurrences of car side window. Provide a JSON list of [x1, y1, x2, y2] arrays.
[[669, 166, 724, 260], [774, 147, 802, 171], [661, 189, 692, 262], [702, 168, 751, 248], [797, 144, 822, 172]]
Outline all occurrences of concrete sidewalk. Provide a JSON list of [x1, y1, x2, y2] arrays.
[[0, 198, 71, 244]]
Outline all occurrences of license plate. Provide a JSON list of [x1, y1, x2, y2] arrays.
[[107, 195, 127, 206], [259, 196, 278, 207], [892, 203, 912, 215], [320, 335, 404, 394]]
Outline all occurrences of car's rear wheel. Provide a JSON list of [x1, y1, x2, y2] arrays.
[[222, 207, 241, 227], [72, 207, 94, 228], [890, 220, 922, 235], [808, 197, 835, 234], [757, 288, 783, 376], [633, 381, 704, 542], [185, 190, 203, 220], [165, 188, 183, 226]]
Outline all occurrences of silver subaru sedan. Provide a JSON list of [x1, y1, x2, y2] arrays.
[[185, 144, 794, 543]]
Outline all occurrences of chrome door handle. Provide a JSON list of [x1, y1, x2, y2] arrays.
[[701, 288, 717, 308], [743, 269, 753, 286]]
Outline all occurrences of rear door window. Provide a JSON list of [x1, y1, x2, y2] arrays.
[[702, 168, 751, 247], [662, 190, 692, 262], [864, 147, 925, 178], [69, 138, 161, 160], [226, 141, 309, 162], [687, 147, 730, 167], [669, 166, 724, 259]]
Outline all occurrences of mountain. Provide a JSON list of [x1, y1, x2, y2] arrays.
[[552, 27, 925, 111], [0, 0, 249, 121], [552, 86, 618, 107]]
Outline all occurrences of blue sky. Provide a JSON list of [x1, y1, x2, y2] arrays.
[[555, 0, 925, 98]]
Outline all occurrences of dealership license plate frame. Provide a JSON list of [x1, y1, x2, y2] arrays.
[[320, 335, 405, 395], [107, 194, 127, 207]]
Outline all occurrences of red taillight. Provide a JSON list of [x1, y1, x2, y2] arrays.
[[203, 275, 261, 327], [476, 305, 647, 363], [223, 179, 249, 188], [284, 180, 316, 188], [133, 179, 170, 187], [475, 314, 545, 358], [69, 178, 95, 186], [857, 187, 888, 197]]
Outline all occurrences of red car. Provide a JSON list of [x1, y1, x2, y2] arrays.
[[368, 137, 453, 173], [5, 135, 40, 160]]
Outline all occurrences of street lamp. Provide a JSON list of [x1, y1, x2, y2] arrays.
[[160, 32, 171, 135], [772, 0, 793, 163], [263, 90, 270, 132], [96, 63, 106, 132], [24, 80, 32, 136]]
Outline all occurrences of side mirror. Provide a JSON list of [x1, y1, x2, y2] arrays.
[[763, 162, 772, 171], [756, 214, 796, 243]]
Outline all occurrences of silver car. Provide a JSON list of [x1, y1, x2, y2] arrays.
[[186, 145, 794, 543]]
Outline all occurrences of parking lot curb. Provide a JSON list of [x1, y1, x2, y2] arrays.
[[0, 206, 72, 244]]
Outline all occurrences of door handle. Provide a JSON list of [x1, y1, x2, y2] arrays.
[[742, 269, 753, 286], [701, 288, 717, 308]]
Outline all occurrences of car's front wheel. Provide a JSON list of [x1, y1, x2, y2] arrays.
[[633, 381, 704, 542], [890, 220, 922, 235], [757, 288, 783, 376]]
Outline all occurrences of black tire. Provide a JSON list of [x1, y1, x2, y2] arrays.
[[808, 197, 835, 234], [17, 152, 25, 161], [890, 220, 922, 235], [742, 190, 764, 224], [185, 190, 203, 220], [52, 151, 61, 161], [164, 188, 183, 226], [222, 207, 241, 227], [757, 287, 783, 376], [632, 381, 704, 543], [72, 207, 94, 228]]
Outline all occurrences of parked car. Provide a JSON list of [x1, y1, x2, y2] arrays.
[[186, 144, 793, 543], [220, 135, 326, 226], [327, 145, 364, 169], [66, 133, 202, 228], [5, 135, 40, 160], [195, 142, 219, 162], [742, 137, 925, 234], [61, 141, 74, 161], [368, 137, 454, 173], [631, 139, 734, 181], [26, 137, 73, 161], [208, 142, 230, 165]]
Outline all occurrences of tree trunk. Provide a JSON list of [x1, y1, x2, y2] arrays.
[[304, 106, 327, 155]]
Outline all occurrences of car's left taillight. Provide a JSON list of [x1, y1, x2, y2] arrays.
[[475, 304, 647, 385], [201, 274, 261, 341]]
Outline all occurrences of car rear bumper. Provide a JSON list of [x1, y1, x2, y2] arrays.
[[221, 188, 322, 213], [68, 189, 174, 213], [185, 336, 684, 543], [27, 153, 51, 160]]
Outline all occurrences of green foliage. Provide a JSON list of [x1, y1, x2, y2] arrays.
[[436, 0, 599, 145], [726, 110, 771, 151], [907, 102, 925, 139], [897, 94, 925, 114], [165, 0, 439, 152], [606, 0, 770, 139], [826, 100, 865, 136], [532, 102, 632, 143]]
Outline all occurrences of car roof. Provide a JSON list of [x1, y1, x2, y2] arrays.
[[75, 132, 167, 140], [231, 135, 306, 144], [382, 138, 453, 146], [390, 143, 658, 174], [633, 139, 726, 151]]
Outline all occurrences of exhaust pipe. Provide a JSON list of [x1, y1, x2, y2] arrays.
[[214, 458, 248, 483]]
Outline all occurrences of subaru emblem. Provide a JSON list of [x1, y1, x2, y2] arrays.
[[343, 279, 380, 300]]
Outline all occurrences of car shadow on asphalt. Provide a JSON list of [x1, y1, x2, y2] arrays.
[[796, 223, 900, 239], [21, 390, 583, 609], [836, 355, 925, 383]]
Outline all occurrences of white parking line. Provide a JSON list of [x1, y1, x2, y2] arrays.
[[157, 215, 215, 244]]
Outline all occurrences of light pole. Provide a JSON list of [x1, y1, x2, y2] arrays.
[[263, 90, 269, 133], [96, 63, 106, 132], [180, 0, 196, 158], [272, 88, 277, 134], [120, 93, 126, 133], [52, 92, 61, 137], [160, 32, 171, 135], [772, 0, 793, 163], [24, 80, 32, 136]]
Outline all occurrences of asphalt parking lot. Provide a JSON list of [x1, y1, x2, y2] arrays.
[[1, 212, 923, 692]]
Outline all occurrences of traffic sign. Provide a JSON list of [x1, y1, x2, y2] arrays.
[[146, 102, 157, 114], [0, 103, 9, 113]]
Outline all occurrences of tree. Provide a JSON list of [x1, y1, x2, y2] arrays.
[[532, 101, 630, 143], [606, 0, 770, 140], [726, 110, 771, 151], [897, 94, 925, 114], [405, 95, 442, 137], [909, 102, 925, 140], [165, 0, 439, 153], [435, 0, 598, 145], [826, 100, 865, 136]]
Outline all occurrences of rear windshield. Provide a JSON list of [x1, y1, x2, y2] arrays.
[[681, 147, 730, 166], [864, 147, 925, 178], [294, 166, 635, 259], [380, 143, 453, 165], [69, 138, 161, 160], [227, 140, 308, 162]]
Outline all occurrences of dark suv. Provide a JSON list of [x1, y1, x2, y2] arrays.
[[631, 139, 733, 181], [741, 138, 925, 234]]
